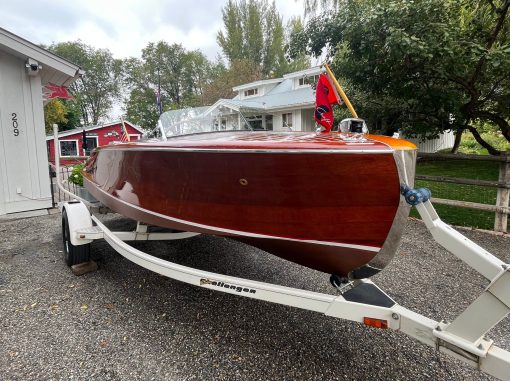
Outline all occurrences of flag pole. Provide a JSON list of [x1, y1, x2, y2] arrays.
[[120, 116, 130, 142], [323, 63, 358, 118], [157, 67, 163, 115]]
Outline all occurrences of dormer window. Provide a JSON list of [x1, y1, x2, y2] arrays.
[[244, 88, 258, 97], [298, 74, 320, 87]]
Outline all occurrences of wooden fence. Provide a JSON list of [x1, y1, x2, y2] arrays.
[[416, 153, 510, 232]]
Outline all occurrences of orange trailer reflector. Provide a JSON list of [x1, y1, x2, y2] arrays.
[[363, 317, 388, 329]]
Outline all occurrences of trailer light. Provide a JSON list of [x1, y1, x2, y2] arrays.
[[363, 317, 388, 329]]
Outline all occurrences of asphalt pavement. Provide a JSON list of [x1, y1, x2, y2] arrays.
[[0, 212, 509, 380]]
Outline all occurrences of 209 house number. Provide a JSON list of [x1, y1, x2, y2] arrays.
[[12, 113, 19, 136]]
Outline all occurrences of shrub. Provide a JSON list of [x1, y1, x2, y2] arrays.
[[459, 132, 510, 155], [68, 164, 84, 187]]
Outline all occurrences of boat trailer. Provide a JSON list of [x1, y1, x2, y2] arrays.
[[57, 188, 510, 379], [53, 133, 510, 380]]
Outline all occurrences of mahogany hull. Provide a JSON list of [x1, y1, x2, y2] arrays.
[[84, 131, 416, 276]]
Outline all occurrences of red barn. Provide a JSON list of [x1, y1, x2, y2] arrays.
[[46, 120, 144, 165]]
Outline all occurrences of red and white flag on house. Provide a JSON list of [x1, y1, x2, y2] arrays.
[[43, 83, 73, 100], [314, 73, 341, 132]]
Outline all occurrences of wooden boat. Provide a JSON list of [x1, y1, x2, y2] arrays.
[[83, 130, 417, 278]]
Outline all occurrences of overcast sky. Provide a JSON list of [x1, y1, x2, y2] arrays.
[[1, 0, 305, 60]]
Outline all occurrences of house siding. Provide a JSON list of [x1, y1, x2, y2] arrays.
[[0, 51, 52, 214], [301, 108, 315, 132], [406, 130, 455, 153], [0, 27, 81, 216]]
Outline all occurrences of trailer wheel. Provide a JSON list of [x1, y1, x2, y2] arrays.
[[62, 209, 90, 267]]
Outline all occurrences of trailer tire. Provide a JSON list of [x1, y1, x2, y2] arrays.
[[62, 209, 90, 267]]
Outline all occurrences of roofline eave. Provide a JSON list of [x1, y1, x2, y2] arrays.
[[45, 120, 144, 140], [0, 28, 81, 78]]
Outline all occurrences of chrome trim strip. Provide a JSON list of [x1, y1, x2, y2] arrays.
[[86, 178, 380, 253], [364, 149, 417, 274], [97, 146, 395, 155]]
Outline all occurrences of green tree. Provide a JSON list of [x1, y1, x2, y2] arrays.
[[303, 0, 341, 15], [218, 0, 303, 77], [44, 99, 68, 133], [43, 98, 82, 132], [180, 50, 213, 106], [279, 17, 310, 76], [291, 0, 510, 154], [59, 99, 82, 130], [124, 87, 160, 131], [48, 41, 122, 126], [201, 59, 262, 104], [124, 42, 214, 129]]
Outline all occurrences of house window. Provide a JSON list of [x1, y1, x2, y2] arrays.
[[298, 74, 320, 87], [84, 136, 98, 156], [59, 140, 78, 157], [244, 88, 258, 97], [282, 113, 293, 128]]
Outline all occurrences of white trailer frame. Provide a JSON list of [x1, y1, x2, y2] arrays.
[[53, 126, 510, 380]]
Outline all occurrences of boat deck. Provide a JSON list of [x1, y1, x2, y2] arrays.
[[107, 131, 416, 152]]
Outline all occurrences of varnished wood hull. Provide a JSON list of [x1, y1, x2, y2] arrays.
[[84, 131, 416, 276]]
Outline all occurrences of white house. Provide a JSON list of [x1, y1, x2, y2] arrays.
[[0, 27, 82, 217], [160, 67, 321, 136], [159, 66, 454, 153]]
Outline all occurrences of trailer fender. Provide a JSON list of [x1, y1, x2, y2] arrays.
[[62, 201, 93, 246]]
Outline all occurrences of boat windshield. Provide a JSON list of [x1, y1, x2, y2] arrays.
[[154, 104, 283, 139]]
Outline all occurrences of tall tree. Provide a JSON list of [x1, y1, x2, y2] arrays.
[[44, 99, 67, 133], [218, 0, 303, 77], [124, 42, 214, 129], [280, 17, 310, 76], [58, 99, 82, 130], [43, 98, 82, 132], [201, 59, 263, 104], [48, 41, 122, 126], [217, 1, 245, 62], [303, 0, 341, 15], [290, 0, 510, 154], [124, 87, 161, 132]]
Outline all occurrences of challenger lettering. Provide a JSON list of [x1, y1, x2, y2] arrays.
[[200, 278, 256, 294]]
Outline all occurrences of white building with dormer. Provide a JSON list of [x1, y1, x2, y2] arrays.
[[160, 67, 322, 136], [158, 66, 454, 153]]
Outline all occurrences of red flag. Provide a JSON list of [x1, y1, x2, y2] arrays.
[[314, 74, 340, 132], [43, 83, 73, 100], [323, 73, 341, 105]]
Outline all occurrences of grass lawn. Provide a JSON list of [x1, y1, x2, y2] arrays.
[[411, 159, 500, 230]]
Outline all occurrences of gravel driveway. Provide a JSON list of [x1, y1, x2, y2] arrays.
[[0, 212, 509, 380]]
